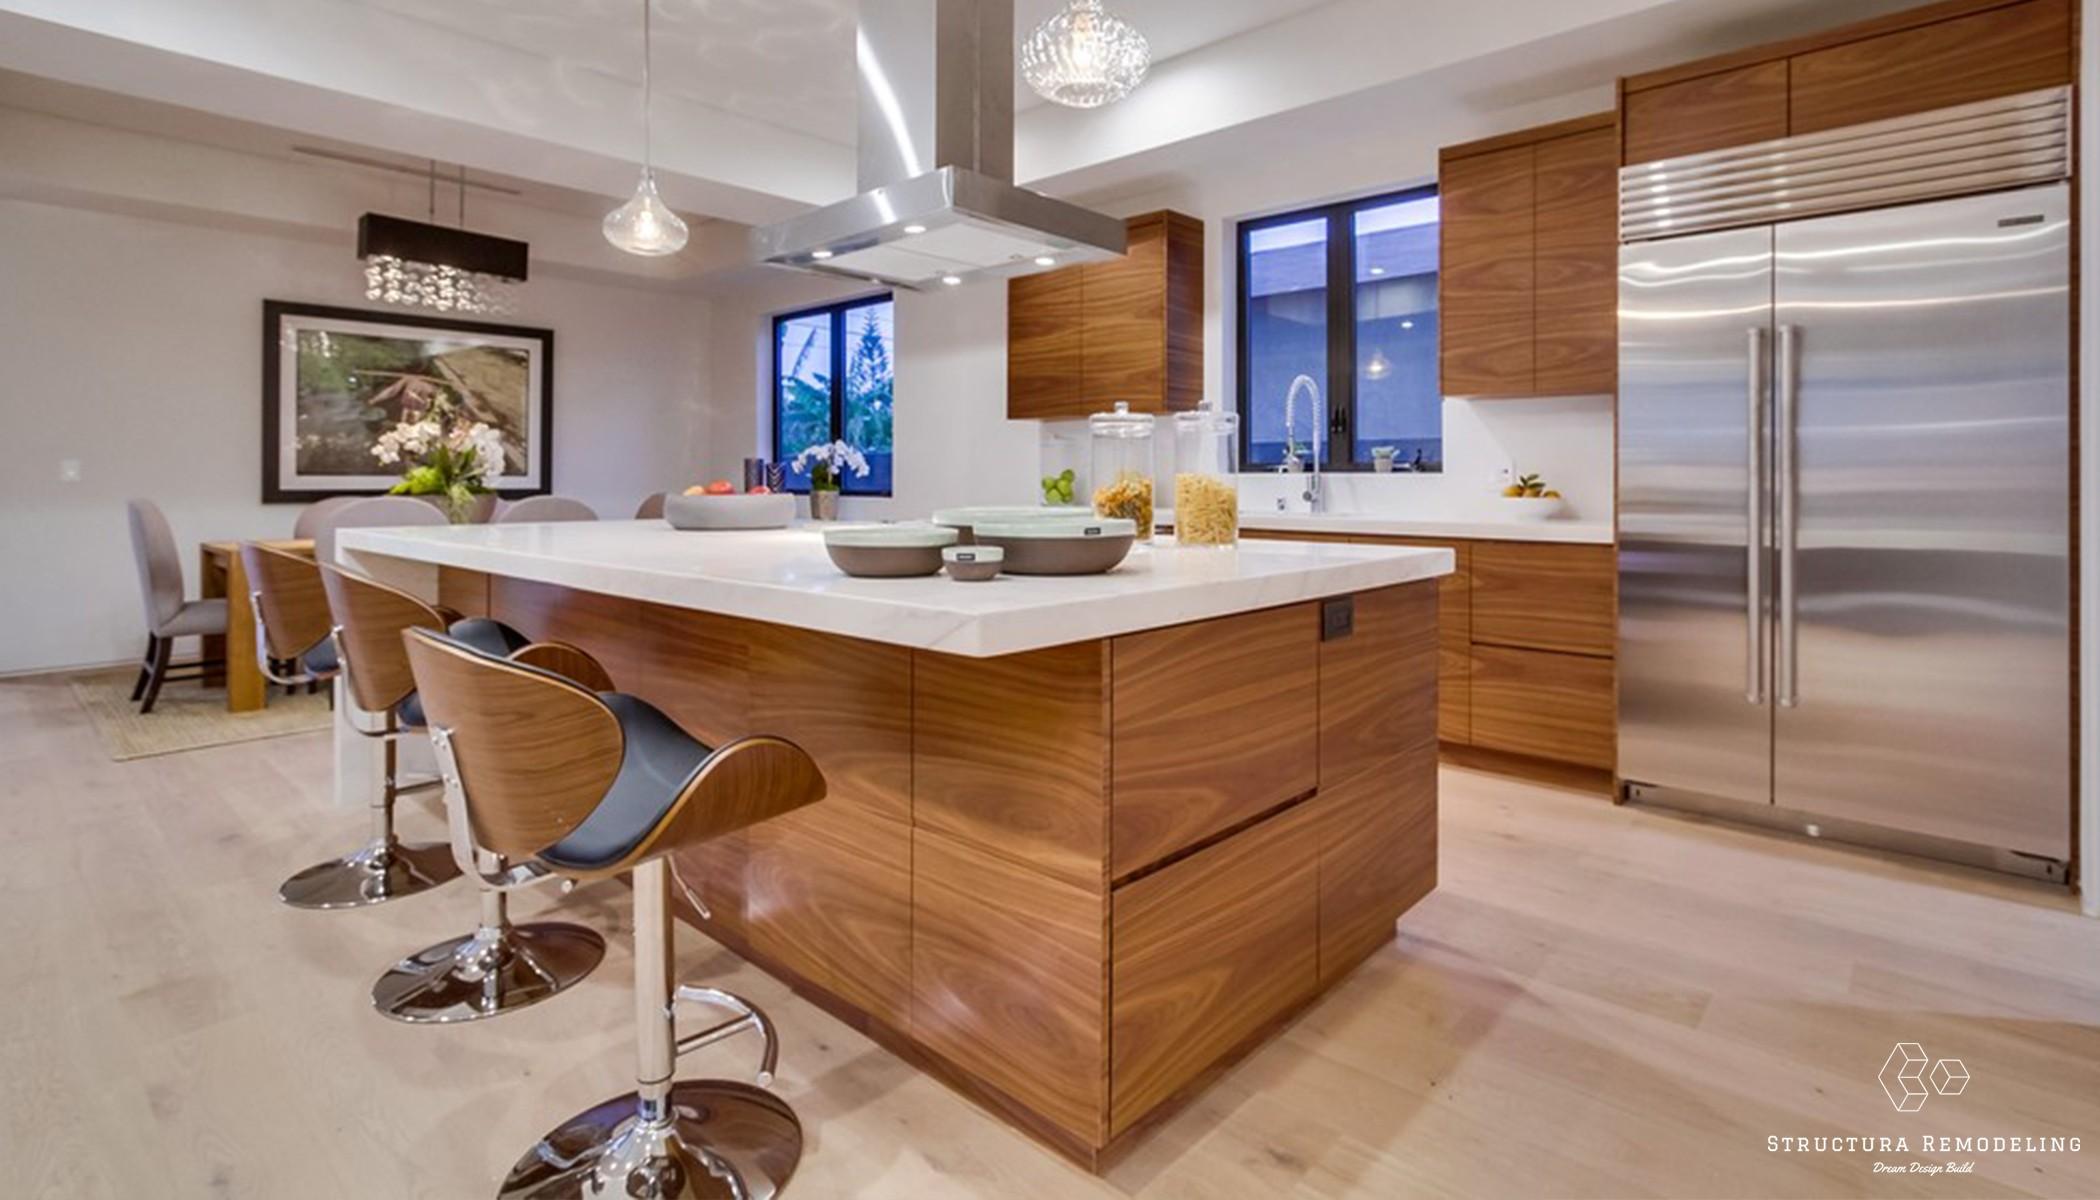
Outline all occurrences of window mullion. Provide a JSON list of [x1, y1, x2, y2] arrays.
[[1325, 206, 1353, 469]]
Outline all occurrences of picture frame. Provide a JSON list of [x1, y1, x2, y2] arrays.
[[261, 300, 554, 503]]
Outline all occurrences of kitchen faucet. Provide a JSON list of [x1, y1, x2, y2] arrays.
[[1280, 372, 1325, 513]]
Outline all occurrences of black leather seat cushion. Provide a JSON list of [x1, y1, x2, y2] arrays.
[[396, 617, 527, 728], [540, 694, 713, 873]]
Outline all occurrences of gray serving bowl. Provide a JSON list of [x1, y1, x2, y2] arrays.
[[822, 523, 960, 578], [663, 491, 795, 530], [928, 505, 1073, 544], [973, 516, 1137, 576]]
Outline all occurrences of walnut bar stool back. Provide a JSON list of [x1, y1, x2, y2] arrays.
[[403, 627, 827, 1200], [239, 542, 340, 695], [315, 565, 605, 1023]]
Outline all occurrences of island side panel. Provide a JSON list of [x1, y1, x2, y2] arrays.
[[1109, 602, 1321, 879]]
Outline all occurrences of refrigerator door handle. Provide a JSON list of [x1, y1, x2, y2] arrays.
[[1775, 323, 1801, 707], [1745, 327, 1767, 705]]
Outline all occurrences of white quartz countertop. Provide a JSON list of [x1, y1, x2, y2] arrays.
[[338, 520, 1454, 657], [1171, 510, 1616, 545]]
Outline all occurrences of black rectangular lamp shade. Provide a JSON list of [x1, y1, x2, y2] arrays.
[[357, 213, 529, 281]]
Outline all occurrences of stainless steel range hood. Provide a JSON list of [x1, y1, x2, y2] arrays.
[[752, 0, 1126, 289]]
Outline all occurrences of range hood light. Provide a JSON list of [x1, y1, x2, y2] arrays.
[[941, 275, 963, 286], [811, 249, 834, 260], [1034, 255, 1056, 266], [903, 224, 928, 235]]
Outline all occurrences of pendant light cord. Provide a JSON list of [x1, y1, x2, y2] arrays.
[[641, 0, 654, 175]]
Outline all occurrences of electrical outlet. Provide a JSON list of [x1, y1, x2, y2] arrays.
[[58, 458, 81, 483]]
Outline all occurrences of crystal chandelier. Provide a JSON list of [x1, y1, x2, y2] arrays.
[[1022, 0, 1151, 109], [357, 168, 527, 316], [604, 0, 688, 255]]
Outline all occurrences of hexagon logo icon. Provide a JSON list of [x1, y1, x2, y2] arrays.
[[1880, 1043, 1930, 1112], [1931, 1058, 1970, 1097]]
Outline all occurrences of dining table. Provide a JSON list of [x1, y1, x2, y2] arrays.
[[198, 537, 315, 712]]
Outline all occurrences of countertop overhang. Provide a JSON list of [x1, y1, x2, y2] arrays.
[[338, 521, 1454, 657]]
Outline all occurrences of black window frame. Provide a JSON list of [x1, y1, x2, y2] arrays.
[[1235, 182, 1441, 473], [771, 292, 895, 497]]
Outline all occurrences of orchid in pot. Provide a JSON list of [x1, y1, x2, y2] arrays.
[[792, 439, 869, 521], [370, 396, 509, 523]]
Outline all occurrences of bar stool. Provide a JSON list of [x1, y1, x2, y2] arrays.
[[314, 565, 606, 1023], [240, 542, 340, 697], [402, 626, 827, 1199]]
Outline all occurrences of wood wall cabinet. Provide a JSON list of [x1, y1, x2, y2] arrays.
[[1007, 210, 1203, 419], [1621, 0, 2072, 164], [1438, 113, 1618, 398]]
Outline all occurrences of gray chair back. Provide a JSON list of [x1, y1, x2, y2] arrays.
[[494, 495, 598, 524], [312, 496, 448, 565], [126, 499, 183, 632], [634, 493, 668, 520], [292, 496, 361, 541]]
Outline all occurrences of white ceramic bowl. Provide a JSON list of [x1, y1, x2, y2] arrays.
[[1503, 495, 1567, 522], [823, 522, 959, 577], [929, 505, 1074, 543], [973, 516, 1137, 575], [663, 492, 795, 530]]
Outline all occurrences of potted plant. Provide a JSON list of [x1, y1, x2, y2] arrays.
[[370, 395, 506, 523], [792, 439, 870, 521]]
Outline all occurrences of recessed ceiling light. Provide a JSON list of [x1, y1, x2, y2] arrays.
[[1369, 266, 1386, 276], [810, 249, 833, 260], [941, 274, 963, 286], [903, 224, 928, 235], [1034, 255, 1056, 266]]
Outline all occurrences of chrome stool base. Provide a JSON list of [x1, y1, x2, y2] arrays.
[[499, 1081, 802, 1200], [373, 922, 605, 1024], [277, 840, 459, 910]]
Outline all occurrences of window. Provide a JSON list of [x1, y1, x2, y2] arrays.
[[773, 295, 894, 494], [1238, 186, 1440, 471]]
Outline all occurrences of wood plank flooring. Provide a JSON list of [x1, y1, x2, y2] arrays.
[[5, 671, 2100, 1198]]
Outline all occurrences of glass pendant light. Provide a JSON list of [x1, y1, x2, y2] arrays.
[[1021, 0, 1150, 109], [604, 0, 688, 256]]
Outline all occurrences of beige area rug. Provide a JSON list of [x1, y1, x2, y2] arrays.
[[68, 667, 332, 761]]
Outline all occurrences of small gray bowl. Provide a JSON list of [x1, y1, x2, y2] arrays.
[[822, 523, 959, 577], [942, 545, 1004, 581]]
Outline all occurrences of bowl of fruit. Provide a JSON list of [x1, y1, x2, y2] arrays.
[[1500, 473, 1566, 521], [663, 480, 796, 530]]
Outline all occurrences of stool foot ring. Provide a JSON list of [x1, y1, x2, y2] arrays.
[[373, 922, 605, 1024], [277, 840, 459, 910], [499, 1081, 801, 1200]]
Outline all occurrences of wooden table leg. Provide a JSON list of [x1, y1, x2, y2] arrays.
[[199, 546, 229, 691], [223, 550, 266, 713]]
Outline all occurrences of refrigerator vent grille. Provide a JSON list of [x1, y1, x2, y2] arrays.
[[1619, 86, 2069, 242]]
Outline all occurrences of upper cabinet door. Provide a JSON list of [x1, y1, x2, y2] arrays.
[[1788, 0, 2071, 134], [1008, 267, 1085, 419], [1622, 60, 1790, 165], [1439, 143, 1535, 398], [1532, 126, 1619, 396], [1081, 227, 1167, 411]]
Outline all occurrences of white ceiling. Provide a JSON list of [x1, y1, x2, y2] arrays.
[[340, 0, 1335, 144]]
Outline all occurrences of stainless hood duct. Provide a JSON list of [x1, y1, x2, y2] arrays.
[[752, 0, 1127, 289]]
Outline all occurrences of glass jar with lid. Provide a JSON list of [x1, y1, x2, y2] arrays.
[[1088, 401, 1156, 541], [1172, 402, 1239, 546]]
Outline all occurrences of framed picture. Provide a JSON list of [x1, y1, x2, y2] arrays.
[[261, 300, 554, 502]]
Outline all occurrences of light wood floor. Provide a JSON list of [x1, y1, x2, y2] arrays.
[[7, 671, 2100, 1199]]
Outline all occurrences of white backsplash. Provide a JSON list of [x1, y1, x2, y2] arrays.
[[1041, 395, 1615, 524]]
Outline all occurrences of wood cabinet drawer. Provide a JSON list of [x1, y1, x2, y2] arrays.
[[1110, 801, 1320, 1135], [1111, 603, 1318, 877], [1622, 60, 1789, 164], [1352, 536, 1471, 743], [1313, 760, 1436, 987], [1470, 541, 1615, 657], [1789, 0, 2070, 135], [1469, 643, 1615, 769]]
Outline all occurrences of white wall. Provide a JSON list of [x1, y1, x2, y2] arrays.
[[0, 197, 709, 674]]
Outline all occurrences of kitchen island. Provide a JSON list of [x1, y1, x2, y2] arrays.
[[336, 520, 1451, 1167]]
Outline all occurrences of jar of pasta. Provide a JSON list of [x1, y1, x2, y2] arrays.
[[1088, 402, 1156, 541], [1172, 402, 1239, 547]]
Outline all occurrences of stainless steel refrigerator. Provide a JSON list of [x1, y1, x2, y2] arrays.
[[1615, 89, 2072, 879]]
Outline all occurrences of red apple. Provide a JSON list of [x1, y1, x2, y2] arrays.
[[704, 480, 735, 495]]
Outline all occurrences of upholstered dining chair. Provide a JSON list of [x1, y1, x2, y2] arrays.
[[239, 541, 339, 699], [403, 626, 827, 1198], [291, 495, 360, 541], [309, 495, 447, 566], [314, 564, 605, 1022], [494, 495, 598, 523], [634, 492, 669, 520], [125, 499, 227, 714]]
